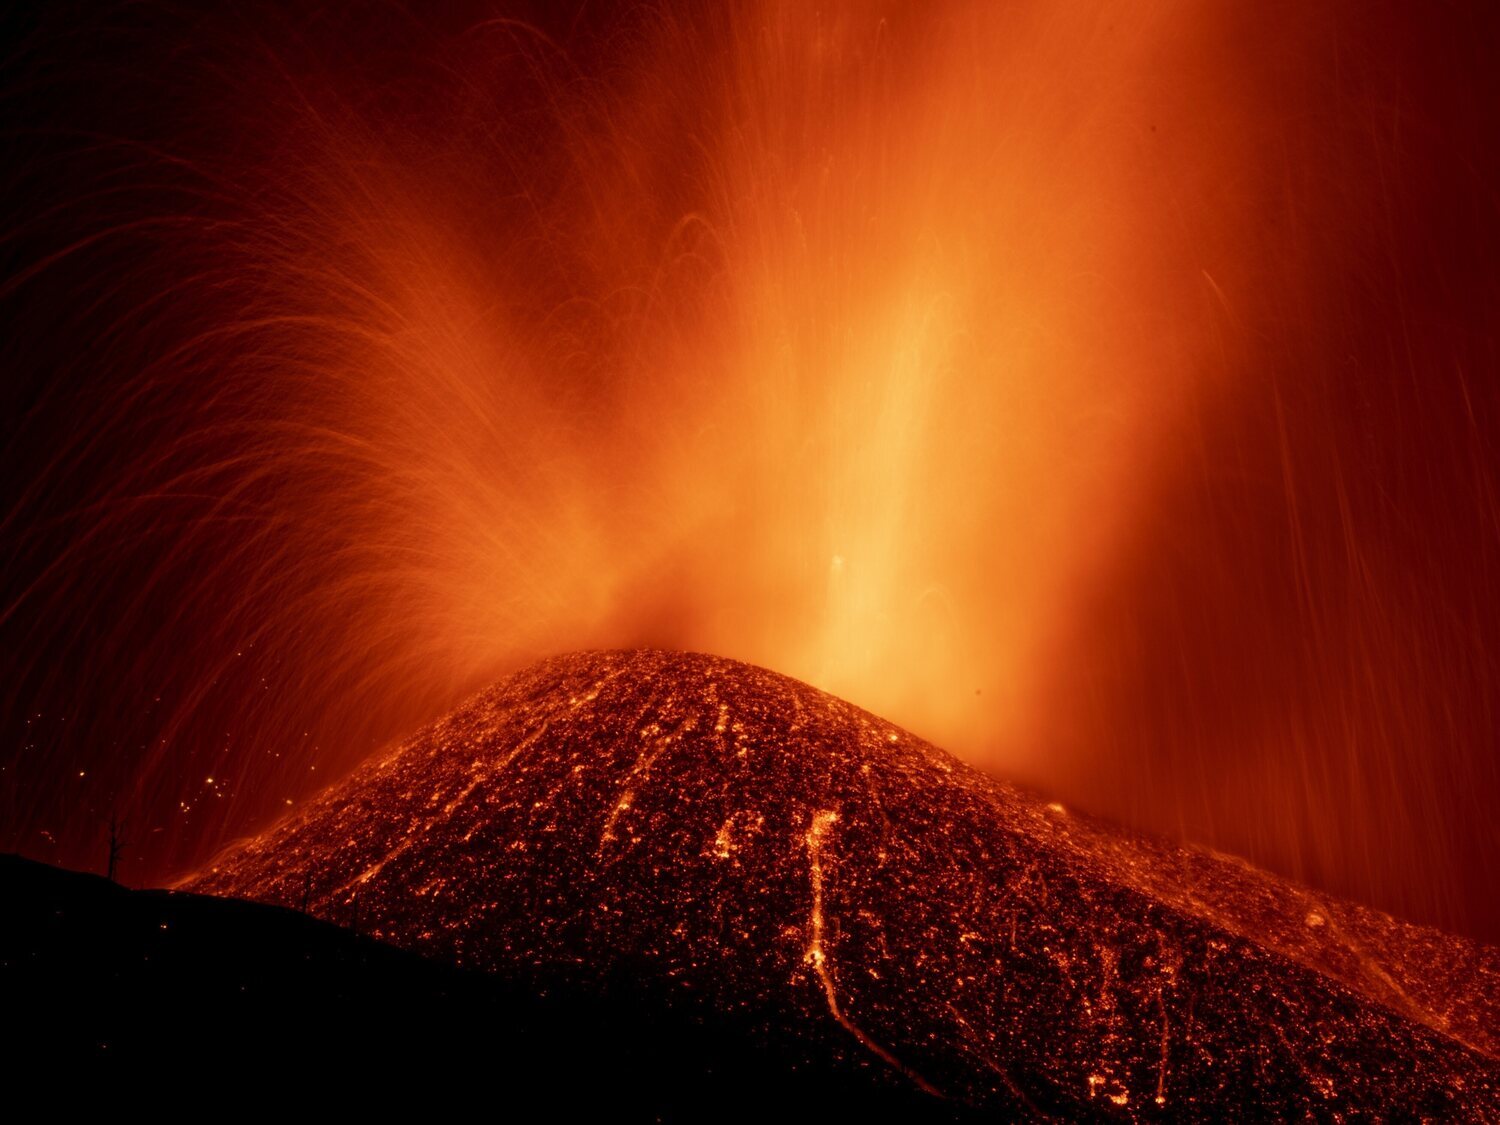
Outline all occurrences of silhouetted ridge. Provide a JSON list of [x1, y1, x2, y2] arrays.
[[0, 852, 965, 1118]]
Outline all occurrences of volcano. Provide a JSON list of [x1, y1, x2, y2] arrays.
[[189, 650, 1499, 1117]]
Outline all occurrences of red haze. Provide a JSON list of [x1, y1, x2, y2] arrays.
[[1, 1, 1498, 941]]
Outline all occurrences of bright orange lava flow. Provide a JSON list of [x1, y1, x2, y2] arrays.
[[3, 2, 1499, 942]]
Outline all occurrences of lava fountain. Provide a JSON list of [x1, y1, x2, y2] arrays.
[[2, 0, 1499, 945]]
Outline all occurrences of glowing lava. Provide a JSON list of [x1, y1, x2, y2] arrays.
[[191, 651, 1500, 1117]]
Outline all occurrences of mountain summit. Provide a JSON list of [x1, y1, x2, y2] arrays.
[[190, 649, 1499, 1118]]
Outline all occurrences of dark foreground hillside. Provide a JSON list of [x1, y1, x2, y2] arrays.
[[0, 852, 971, 1117]]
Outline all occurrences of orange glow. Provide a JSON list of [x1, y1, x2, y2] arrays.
[[197, 1, 1296, 755], [4, 2, 1499, 944], [566, 3, 1295, 757]]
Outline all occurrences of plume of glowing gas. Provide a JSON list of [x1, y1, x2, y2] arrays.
[[597, 1, 1287, 753]]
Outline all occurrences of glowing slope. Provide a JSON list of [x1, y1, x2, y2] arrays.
[[191, 650, 1499, 1117]]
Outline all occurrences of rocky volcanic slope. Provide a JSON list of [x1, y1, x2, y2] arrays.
[[190, 650, 1500, 1119]]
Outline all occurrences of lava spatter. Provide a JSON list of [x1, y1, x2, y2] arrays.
[[189, 650, 1500, 1118]]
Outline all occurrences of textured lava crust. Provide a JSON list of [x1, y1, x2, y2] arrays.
[[190, 650, 1500, 1118]]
